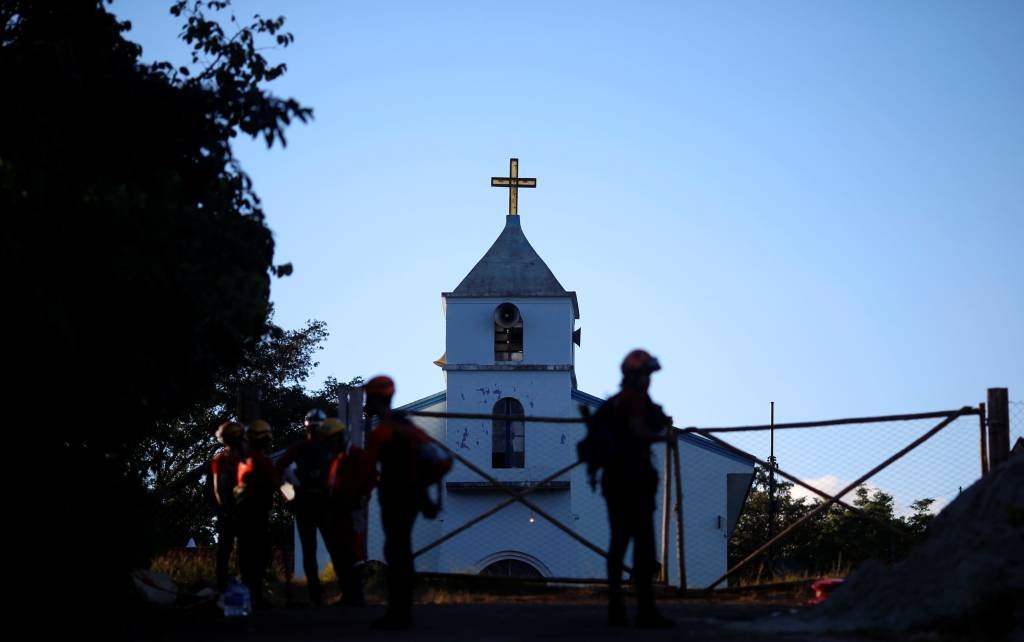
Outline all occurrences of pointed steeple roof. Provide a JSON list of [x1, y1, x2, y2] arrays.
[[451, 215, 567, 296]]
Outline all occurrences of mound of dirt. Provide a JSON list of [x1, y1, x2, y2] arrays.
[[753, 455, 1023, 637]]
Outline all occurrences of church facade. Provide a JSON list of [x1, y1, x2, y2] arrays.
[[368, 166, 754, 587], [300, 162, 755, 587]]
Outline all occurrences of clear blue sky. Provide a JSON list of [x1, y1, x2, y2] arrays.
[[115, 1, 1022, 506]]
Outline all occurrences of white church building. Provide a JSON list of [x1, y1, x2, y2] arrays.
[[302, 164, 755, 588]]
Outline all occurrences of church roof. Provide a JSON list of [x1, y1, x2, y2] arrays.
[[447, 215, 570, 299]]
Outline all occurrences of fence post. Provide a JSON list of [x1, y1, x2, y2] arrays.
[[672, 435, 687, 589], [978, 402, 989, 476], [660, 441, 671, 583], [986, 388, 1009, 468]]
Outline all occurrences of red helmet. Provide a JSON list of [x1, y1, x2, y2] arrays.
[[621, 349, 661, 375], [364, 375, 395, 399]]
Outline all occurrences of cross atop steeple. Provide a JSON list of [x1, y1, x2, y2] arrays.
[[490, 158, 536, 216]]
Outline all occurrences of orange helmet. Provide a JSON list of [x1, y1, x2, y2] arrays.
[[621, 349, 661, 375], [216, 421, 244, 444], [364, 375, 395, 399]]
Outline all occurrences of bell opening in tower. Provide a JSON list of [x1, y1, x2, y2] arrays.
[[493, 302, 524, 362]]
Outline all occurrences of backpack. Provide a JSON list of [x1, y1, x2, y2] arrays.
[[293, 440, 334, 494], [576, 404, 613, 490], [392, 412, 453, 519]]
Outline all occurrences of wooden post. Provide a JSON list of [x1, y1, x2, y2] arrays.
[[978, 402, 989, 476], [237, 383, 260, 424], [343, 385, 367, 561], [660, 442, 671, 583], [672, 435, 687, 589], [347, 387, 366, 449], [337, 385, 348, 428], [987, 388, 1009, 468]]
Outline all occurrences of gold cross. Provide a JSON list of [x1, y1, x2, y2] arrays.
[[490, 158, 536, 216]]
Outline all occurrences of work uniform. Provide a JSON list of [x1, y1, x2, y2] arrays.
[[278, 437, 334, 603], [327, 442, 374, 604], [592, 387, 669, 622], [209, 446, 242, 592], [364, 412, 432, 621], [235, 449, 280, 605]]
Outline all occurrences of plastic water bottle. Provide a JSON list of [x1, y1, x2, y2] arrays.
[[222, 579, 252, 617]]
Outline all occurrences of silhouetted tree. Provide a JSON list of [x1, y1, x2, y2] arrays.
[[729, 465, 938, 583], [1, 0, 310, 629]]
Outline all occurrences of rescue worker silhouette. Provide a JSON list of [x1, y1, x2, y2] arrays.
[[277, 408, 334, 605], [589, 350, 675, 629], [325, 416, 374, 606], [362, 375, 433, 630], [209, 421, 245, 594], [234, 419, 280, 610]]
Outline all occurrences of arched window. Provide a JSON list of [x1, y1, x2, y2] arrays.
[[479, 558, 543, 578], [494, 302, 523, 362], [492, 397, 525, 468]]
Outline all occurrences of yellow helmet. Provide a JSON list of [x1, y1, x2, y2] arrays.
[[321, 417, 347, 438], [247, 419, 273, 442]]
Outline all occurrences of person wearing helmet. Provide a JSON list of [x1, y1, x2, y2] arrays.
[[304, 408, 327, 434], [276, 408, 335, 605], [209, 421, 245, 594], [234, 419, 280, 610], [361, 375, 433, 630], [325, 416, 372, 606], [589, 350, 674, 629]]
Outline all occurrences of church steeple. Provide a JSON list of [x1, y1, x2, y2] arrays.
[[451, 215, 569, 300], [441, 160, 579, 378]]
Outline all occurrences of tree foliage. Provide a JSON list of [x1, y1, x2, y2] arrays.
[[1, 0, 310, 625], [729, 464, 937, 582], [2, 0, 310, 455], [135, 315, 361, 551]]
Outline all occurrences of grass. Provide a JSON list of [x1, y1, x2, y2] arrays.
[[732, 560, 851, 588], [147, 548, 830, 608]]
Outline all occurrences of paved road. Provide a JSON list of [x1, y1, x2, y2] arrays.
[[138, 600, 873, 642]]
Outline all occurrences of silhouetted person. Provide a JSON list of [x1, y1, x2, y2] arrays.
[[209, 421, 245, 594], [591, 350, 674, 629], [325, 416, 374, 606], [235, 420, 280, 610], [363, 375, 432, 630], [277, 408, 333, 605]]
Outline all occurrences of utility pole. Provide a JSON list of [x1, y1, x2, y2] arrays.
[[767, 401, 776, 579]]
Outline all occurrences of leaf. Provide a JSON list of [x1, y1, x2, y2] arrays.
[[273, 262, 293, 277]]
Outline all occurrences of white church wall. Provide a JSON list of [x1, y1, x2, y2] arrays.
[[672, 438, 754, 588], [306, 390, 753, 589], [445, 297, 574, 366], [436, 491, 577, 576], [445, 370, 576, 480], [437, 369, 579, 576]]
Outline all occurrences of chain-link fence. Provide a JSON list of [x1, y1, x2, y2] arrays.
[[692, 409, 983, 588], [387, 405, 986, 590], [146, 392, 1011, 598], [1011, 400, 1023, 451]]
